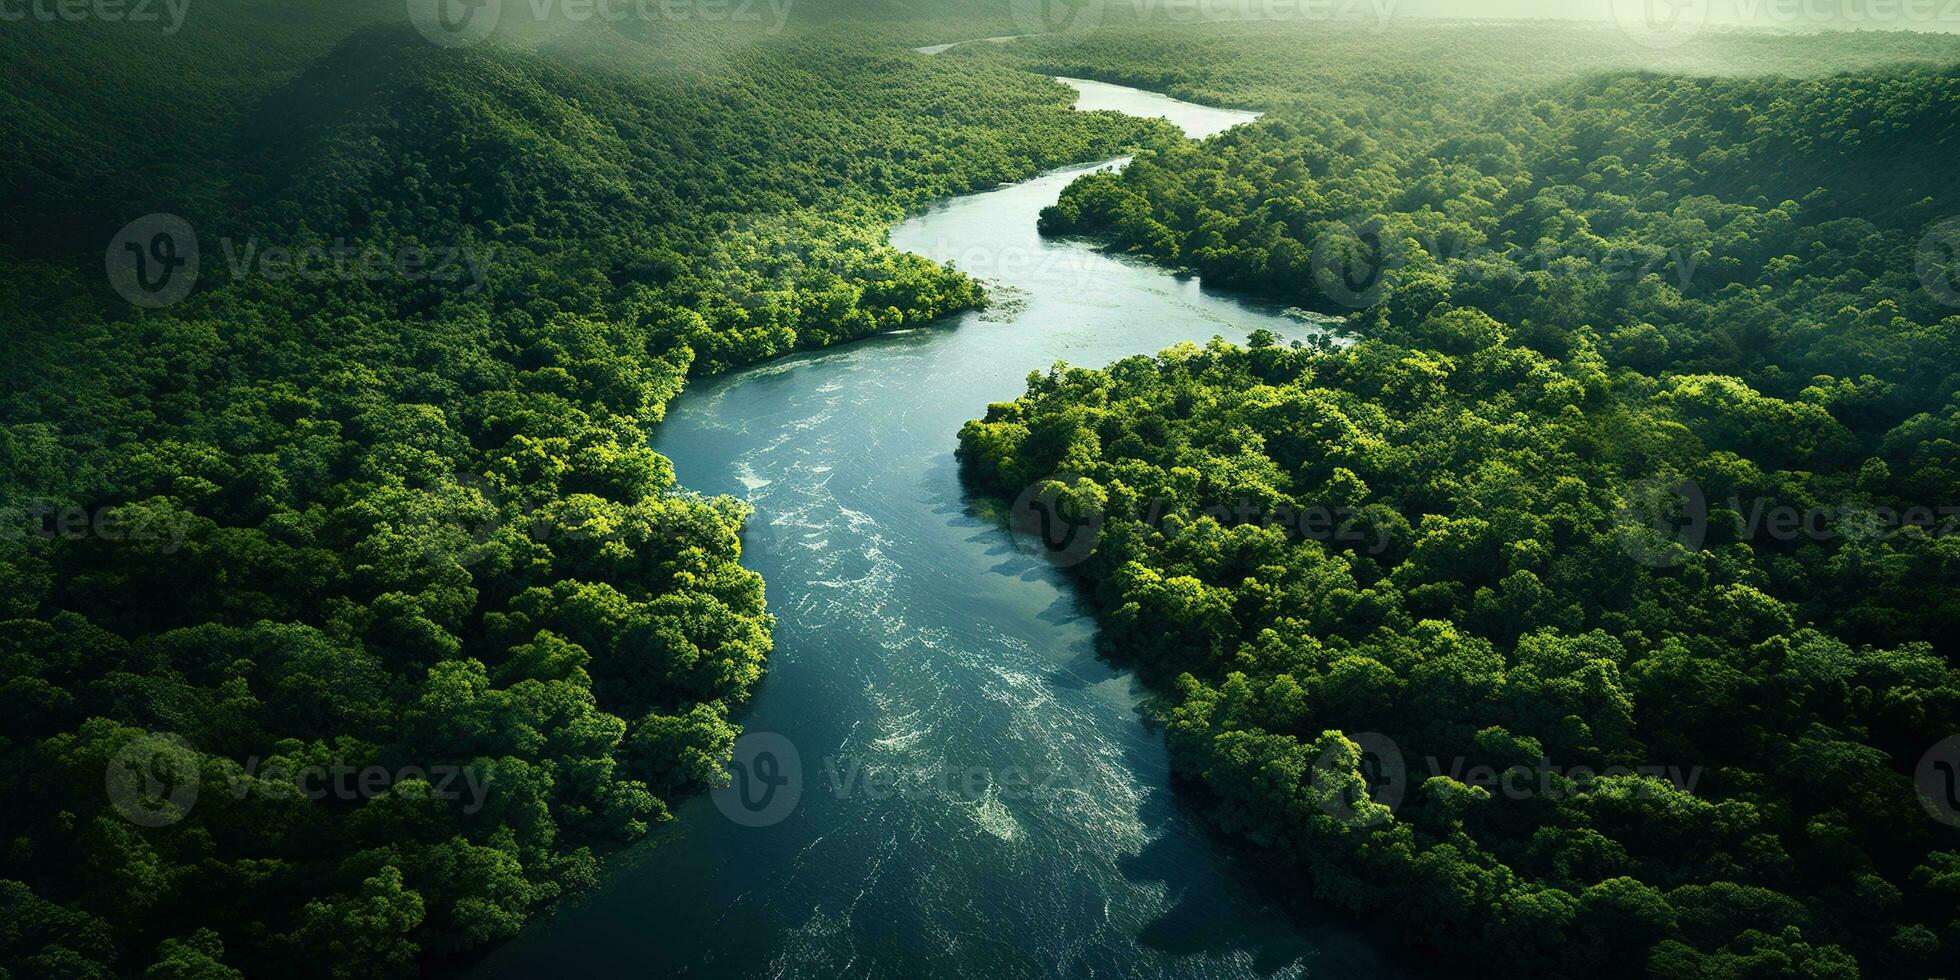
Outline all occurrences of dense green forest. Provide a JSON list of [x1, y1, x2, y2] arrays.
[[960, 20, 1960, 979], [0, 5, 1171, 975], [10, 3, 1960, 977]]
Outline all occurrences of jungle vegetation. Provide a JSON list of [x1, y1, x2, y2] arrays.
[[960, 19, 1960, 979], [5, 5, 1960, 977], [0, 5, 1169, 975]]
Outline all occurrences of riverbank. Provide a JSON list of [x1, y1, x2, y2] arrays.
[[469, 74, 1389, 979]]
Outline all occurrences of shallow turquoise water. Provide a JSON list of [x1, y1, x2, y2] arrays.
[[470, 81, 1402, 980]]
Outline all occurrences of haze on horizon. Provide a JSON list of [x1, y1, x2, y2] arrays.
[[1387, 0, 1960, 31]]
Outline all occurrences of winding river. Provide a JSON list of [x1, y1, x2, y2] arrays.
[[472, 79, 1401, 980]]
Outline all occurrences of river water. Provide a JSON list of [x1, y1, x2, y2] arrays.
[[471, 80, 1399, 980]]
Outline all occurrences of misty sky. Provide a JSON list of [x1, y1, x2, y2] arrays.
[[1389, 0, 1960, 30]]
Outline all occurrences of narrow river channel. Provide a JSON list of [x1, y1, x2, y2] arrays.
[[471, 77, 1402, 980]]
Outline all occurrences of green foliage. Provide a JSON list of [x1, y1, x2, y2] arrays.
[[0, 6, 1171, 978], [961, 21, 1960, 978]]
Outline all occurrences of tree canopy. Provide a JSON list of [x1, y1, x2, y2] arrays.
[[962, 18, 1960, 978]]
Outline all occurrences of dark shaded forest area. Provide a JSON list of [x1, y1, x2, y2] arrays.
[[0, 6, 1169, 974]]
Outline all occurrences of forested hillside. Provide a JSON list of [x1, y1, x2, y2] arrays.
[[0, 7, 1170, 975], [10, 6, 1960, 977], [969, 16, 1960, 107], [961, 21, 1960, 979]]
